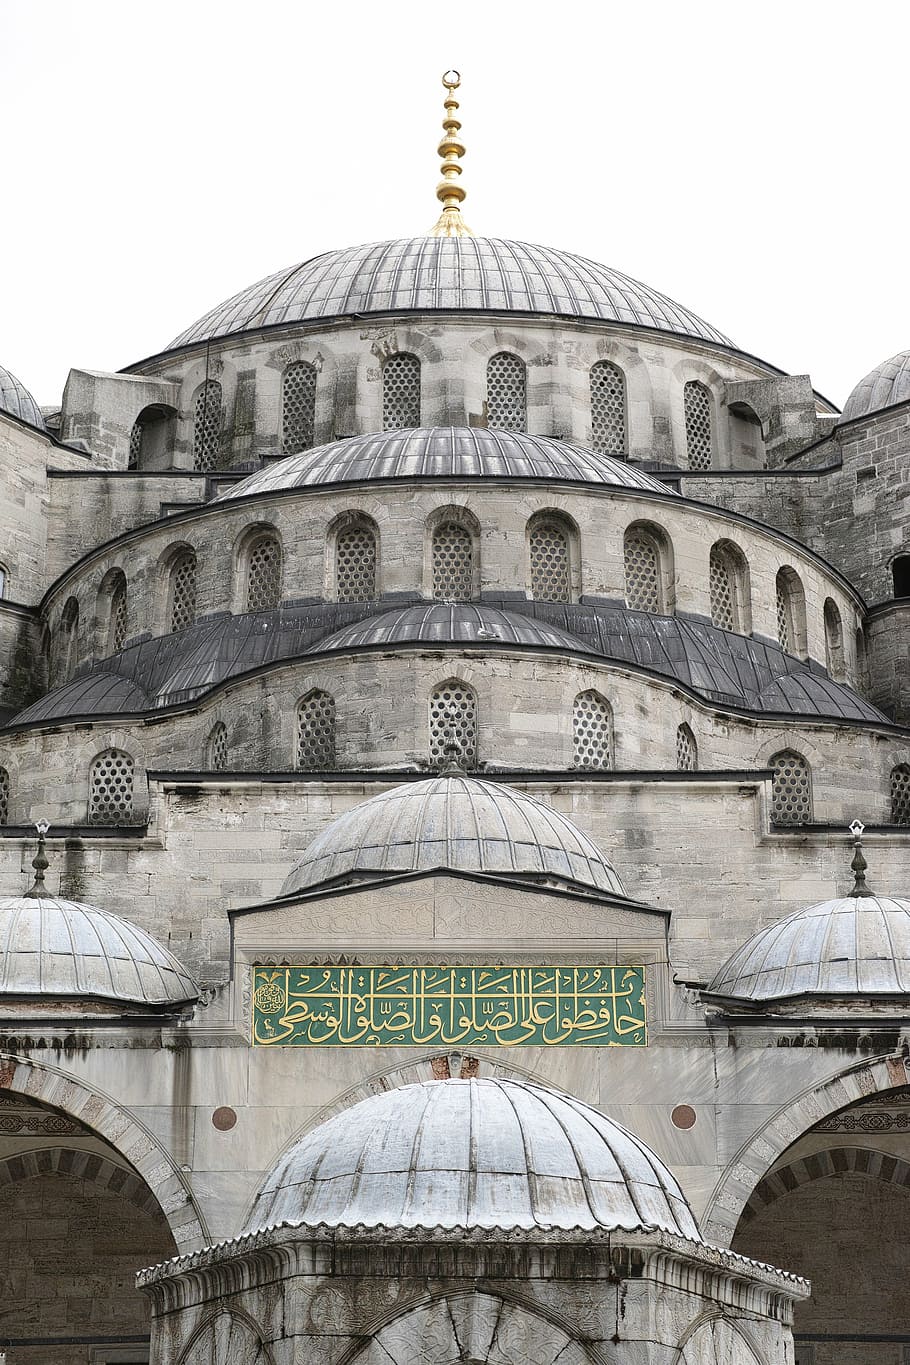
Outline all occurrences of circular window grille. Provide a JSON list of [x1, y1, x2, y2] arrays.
[[336, 525, 377, 602], [590, 361, 626, 456], [246, 537, 282, 611], [709, 549, 736, 631], [770, 751, 811, 825], [486, 352, 526, 431], [573, 691, 613, 770], [676, 725, 697, 771], [429, 684, 477, 768], [0, 767, 9, 826], [170, 553, 197, 633], [296, 691, 336, 770], [529, 522, 570, 602], [89, 750, 135, 826], [109, 581, 127, 653], [382, 353, 421, 429], [432, 523, 474, 601], [624, 535, 661, 614], [684, 381, 712, 470], [890, 765, 910, 826], [127, 420, 143, 470], [776, 581, 791, 653], [193, 380, 222, 472], [207, 723, 228, 771], [282, 362, 317, 455]]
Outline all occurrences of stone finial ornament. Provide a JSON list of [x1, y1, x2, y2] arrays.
[[848, 818, 874, 898], [430, 70, 474, 237], [23, 819, 50, 899]]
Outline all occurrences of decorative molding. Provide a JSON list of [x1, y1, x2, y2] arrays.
[[741, 1146, 910, 1223]]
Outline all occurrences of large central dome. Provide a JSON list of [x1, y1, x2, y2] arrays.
[[168, 236, 733, 350]]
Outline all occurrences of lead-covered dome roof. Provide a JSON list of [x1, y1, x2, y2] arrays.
[[0, 364, 45, 430], [217, 427, 676, 501], [842, 349, 910, 421], [281, 772, 626, 898], [245, 1077, 701, 1238], [168, 237, 732, 350]]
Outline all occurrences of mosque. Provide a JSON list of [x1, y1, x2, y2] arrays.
[[0, 70, 909, 1365]]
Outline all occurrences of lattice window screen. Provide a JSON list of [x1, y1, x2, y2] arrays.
[[128, 420, 143, 470], [296, 691, 336, 770], [891, 766, 910, 826], [206, 723, 228, 771], [0, 767, 9, 826], [573, 691, 613, 770], [824, 601, 843, 676], [110, 580, 127, 652], [770, 751, 812, 825], [336, 525, 377, 602], [676, 725, 698, 771], [88, 750, 135, 826], [170, 553, 197, 633], [382, 354, 421, 429], [432, 523, 474, 601], [709, 549, 736, 631], [246, 537, 282, 611], [776, 579, 792, 653], [684, 381, 712, 469], [57, 599, 79, 684], [529, 523, 570, 602], [590, 361, 626, 455], [487, 352, 526, 430], [624, 535, 661, 614], [193, 380, 222, 472], [282, 362, 317, 454], [429, 683, 477, 768]]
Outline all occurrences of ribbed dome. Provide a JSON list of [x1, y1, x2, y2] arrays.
[[0, 895, 198, 1006], [217, 427, 676, 501], [245, 1077, 701, 1238], [281, 773, 626, 898], [842, 350, 910, 421], [705, 894, 910, 1006], [168, 236, 732, 350], [313, 603, 587, 655], [0, 364, 45, 429]]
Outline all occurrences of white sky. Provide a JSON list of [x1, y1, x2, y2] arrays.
[[2, 0, 908, 409]]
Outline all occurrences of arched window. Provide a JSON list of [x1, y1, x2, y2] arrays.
[[193, 379, 223, 471], [824, 598, 845, 679], [56, 596, 80, 683], [892, 556, 910, 598], [590, 361, 626, 456], [282, 361, 317, 454], [529, 519, 571, 602], [382, 353, 421, 429], [624, 527, 667, 614], [127, 417, 143, 469], [335, 521, 377, 602], [0, 766, 9, 826], [770, 750, 812, 826], [88, 749, 135, 826], [169, 551, 197, 633], [296, 690, 336, 770], [0, 564, 7, 599], [432, 521, 474, 601], [245, 535, 282, 611], [676, 723, 698, 771], [891, 765, 910, 826], [206, 722, 228, 771], [429, 680, 477, 768], [108, 572, 127, 653], [486, 352, 526, 430], [709, 542, 748, 633], [684, 381, 712, 469], [855, 626, 868, 692], [573, 691, 613, 770], [775, 567, 807, 656]]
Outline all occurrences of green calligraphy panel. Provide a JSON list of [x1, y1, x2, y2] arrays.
[[251, 965, 646, 1047]]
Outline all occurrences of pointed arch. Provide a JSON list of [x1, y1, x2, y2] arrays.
[[527, 511, 578, 603], [281, 360, 317, 454], [332, 513, 378, 602], [88, 748, 135, 825], [590, 359, 627, 456], [244, 532, 283, 611], [192, 378, 223, 471], [572, 690, 613, 770], [684, 379, 713, 468], [382, 352, 421, 428], [168, 548, 198, 633], [624, 521, 674, 615], [676, 723, 697, 771], [823, 597, 845, 679], [769, 749, 812, 826], [429, 678, 477, 768], [429, 509, 479, 601], [709, 540, 751, 634], [890, 763, 910, 825], [487, 351, 526, 430], [296, 689, 336, 770], [206, 721, 228, 771], [775, 566, 807, 657]]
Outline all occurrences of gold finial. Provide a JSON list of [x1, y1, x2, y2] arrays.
[[429, 69, 474, 238]]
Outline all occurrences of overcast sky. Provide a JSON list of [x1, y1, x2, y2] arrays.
[[2, 0, 908, 409]]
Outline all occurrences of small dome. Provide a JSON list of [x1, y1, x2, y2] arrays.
[[217, 427, 676, 501], [168, 236, 732, 350], [282, 772, 626, 898], [313, 603, 587, 655], [0, 895, 198, 1007], [842, 350, 910, 421], [705, 894, 910, 1007], [0, 364, 45, 430], [245, 1077, 701, 1238]]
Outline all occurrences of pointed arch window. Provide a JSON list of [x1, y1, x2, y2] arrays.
[[193, 379, 223, 471], [282, 361, 317, 454], [890, 765, 910, 826], [487, 352, 526, 430], [335, 521, 377, 602], [245, 535, 282, 611], [776, 567, 807, 657], [206, 723, 228, 771], [382, 353, 421, 429], [127, 417, 144, 469], [624, 529, 665, 614], [573, 691, 613, 770], [684, 381, 712, 469], [432, 522, 474, 601], [824, 598, 845, 679], [56, 596, 80, 684], [590, 361, 626, 456], [529, 518, 571, 603], [770, 750, 812, 826], [88, 749, 135, 826], [429, 681, 477, 768], [709, 542, 748, 633], [108, 573, 128, 653], [0, 564, 7, 599], [169, 551, 197, 633], [0, 766, 9, 826], [676, 724, 698, 771], [296, 690, 336, 770]]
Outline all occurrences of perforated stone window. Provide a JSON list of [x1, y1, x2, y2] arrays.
[[429, 683, 477, 768], [573, 691, 613, 770], [676, 724, 698, 771], [486, 352, 526, 431], [382, 353, 421, 429], [776, 581, 791, 653], [282, 362, 317, 454], [56, 597, 79, 684], [246, 536, 282, 611], [109, 578, 127, 652], [824, 599, 844, 678], [296, 691, 336, 770], [624, 534, 661, 614], [169, 552, 197, 633], [590, 361, 626, 456], [529, 522, 570, 602], [88, 750, 135, 826], [206, 723, 228, 771], [432, 522, 474, 601], [127, 419, 143, 469], [336, 524, 377, 602], [193, 380, 223, 472], [890, 765, 910, 826], [770, 751, 812, 826], [709, 547, 736, 631], [0, 767, 9, 826], [684, 381, 712, 469]]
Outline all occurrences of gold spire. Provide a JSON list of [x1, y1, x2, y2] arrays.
[[430, 69, 474, 238]]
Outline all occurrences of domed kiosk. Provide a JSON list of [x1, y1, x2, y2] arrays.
[[0, 362, 45, 430], [842, 348, 910, 422]]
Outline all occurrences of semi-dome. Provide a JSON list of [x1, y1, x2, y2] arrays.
[[217, 426, 676, 501], [0, 895, 198, 1007], [168, 236, 732, 351], [842, 349, 910, 421], [0, 363, 45, 430], [313, 603, 587, 655], [245, 1077, 701, 1238], [281, 772, 626, 898]]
